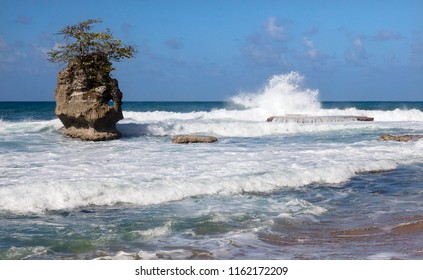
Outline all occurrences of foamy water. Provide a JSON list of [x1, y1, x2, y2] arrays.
[[1, 72, 423, 259]]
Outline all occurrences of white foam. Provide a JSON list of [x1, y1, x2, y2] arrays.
[[1, 138, 419, 214], [129, 221, 172, 239], [284, 199, 327, 216], [416, 139, 423, 148], [367, 252, 406, 260], [1, 72, 423, 214], [117, 72, 423, 138], [96, 249, 196, 260], [318, 108, 423, 122], [118, 115, 423, 138], [2, 246, 48, 260], [0, 119, 62, 135], [231, 72, 321, 116]]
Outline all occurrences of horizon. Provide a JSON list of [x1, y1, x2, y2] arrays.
[[1, 100, 423, 104], [1, 0, 422, 102]]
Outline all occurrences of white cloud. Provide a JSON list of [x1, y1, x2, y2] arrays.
[[241, 17, 292, 67], [264, 17, 289, 41], [346, 37, 368, 66], [352, 37, 363, 48], [301, 37, 333, 71], [303, 37, 318, 59]]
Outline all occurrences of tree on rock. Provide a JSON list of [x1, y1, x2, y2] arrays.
[[48, 18, 136, 141], [48, 18, 135, 67]]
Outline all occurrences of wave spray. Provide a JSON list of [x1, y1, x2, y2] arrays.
[[231, 71, 321, 117]]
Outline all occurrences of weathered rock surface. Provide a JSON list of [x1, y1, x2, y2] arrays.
[[380, 134, 423, 142], [172, 135, 218, 144], [266, 115, 374, 123], [355, 116, 374, 121], [54, 56, 123, 141]]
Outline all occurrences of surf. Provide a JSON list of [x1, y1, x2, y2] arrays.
[[118, 72, 423, 137]]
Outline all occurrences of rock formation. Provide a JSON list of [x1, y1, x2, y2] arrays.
[[172, 135, 218, 144], [54, 55, 124, 141], [380, 134, 423, 142], [267, 115, 374, 123]]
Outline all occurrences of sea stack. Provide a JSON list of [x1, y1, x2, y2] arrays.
[[54, 55, 124, 141]]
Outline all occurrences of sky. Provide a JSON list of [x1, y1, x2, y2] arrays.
[[0, 0, 422, 101]]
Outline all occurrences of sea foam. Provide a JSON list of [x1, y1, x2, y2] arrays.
[[1, 72, 423, 214], [0, 140, 418, 214], [119, 72, 423, 137], [231, 71, 321, 116]]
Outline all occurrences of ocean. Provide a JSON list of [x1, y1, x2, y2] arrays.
[[1, 73, 423, 260]]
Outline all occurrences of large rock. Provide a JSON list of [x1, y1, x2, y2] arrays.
[[54, 55, 123, 141], [380, 134, 423, 142], [172, 135, 218, 144]]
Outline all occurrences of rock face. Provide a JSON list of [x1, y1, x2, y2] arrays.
[[54, 56, 123, 141], [172, 135, 218, 144], [380, 134, 423, 142]]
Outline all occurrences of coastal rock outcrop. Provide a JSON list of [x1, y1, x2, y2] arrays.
[[172, 135, 218, 144], [54, 55, 124, 141], [380, 134, 423, 142], [266, 115, 374, 123]]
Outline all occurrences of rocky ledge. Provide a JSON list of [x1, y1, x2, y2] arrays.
[[380, 134, 423, 142], [59, 127, 121, 141], [54, 55, 123, 141], [172, 135, 218, 144], [266, 115, 374, 123]]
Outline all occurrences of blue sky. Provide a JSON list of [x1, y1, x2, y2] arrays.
[[0, 0, 422, 101]]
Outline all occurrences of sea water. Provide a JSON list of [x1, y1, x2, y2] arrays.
[[1, 72, 423, 259]]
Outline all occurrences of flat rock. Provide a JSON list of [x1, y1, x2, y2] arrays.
[[355, 116, 374, 121], [60, 127, 121, 141], [380, 134, 423, 142], [266, 115, 374, 123], [172, 135, 218, 144]]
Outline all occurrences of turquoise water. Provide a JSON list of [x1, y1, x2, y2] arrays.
[[1, 74, 423, 259]]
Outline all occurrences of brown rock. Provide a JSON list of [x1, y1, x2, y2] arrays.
[[172, 135, 218, 144], [266, 115, 374, 123], [355, 116, 374, 121], [380, 134, 423, 142], [54, 55, 123, 141]]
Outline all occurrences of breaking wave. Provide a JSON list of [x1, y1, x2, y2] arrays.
[[231, 71, 321, 115], [119, 72, 423, 137], [2, 72, 422, 138]]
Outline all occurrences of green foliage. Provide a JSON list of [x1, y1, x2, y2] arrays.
[[47, 18, 136, 70]]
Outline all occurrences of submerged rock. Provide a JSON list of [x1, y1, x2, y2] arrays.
[[380, 134, 423, 142], [54, 55, 123, 141], [172, 135, 218, 144], [266, 115, 374, 123]]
